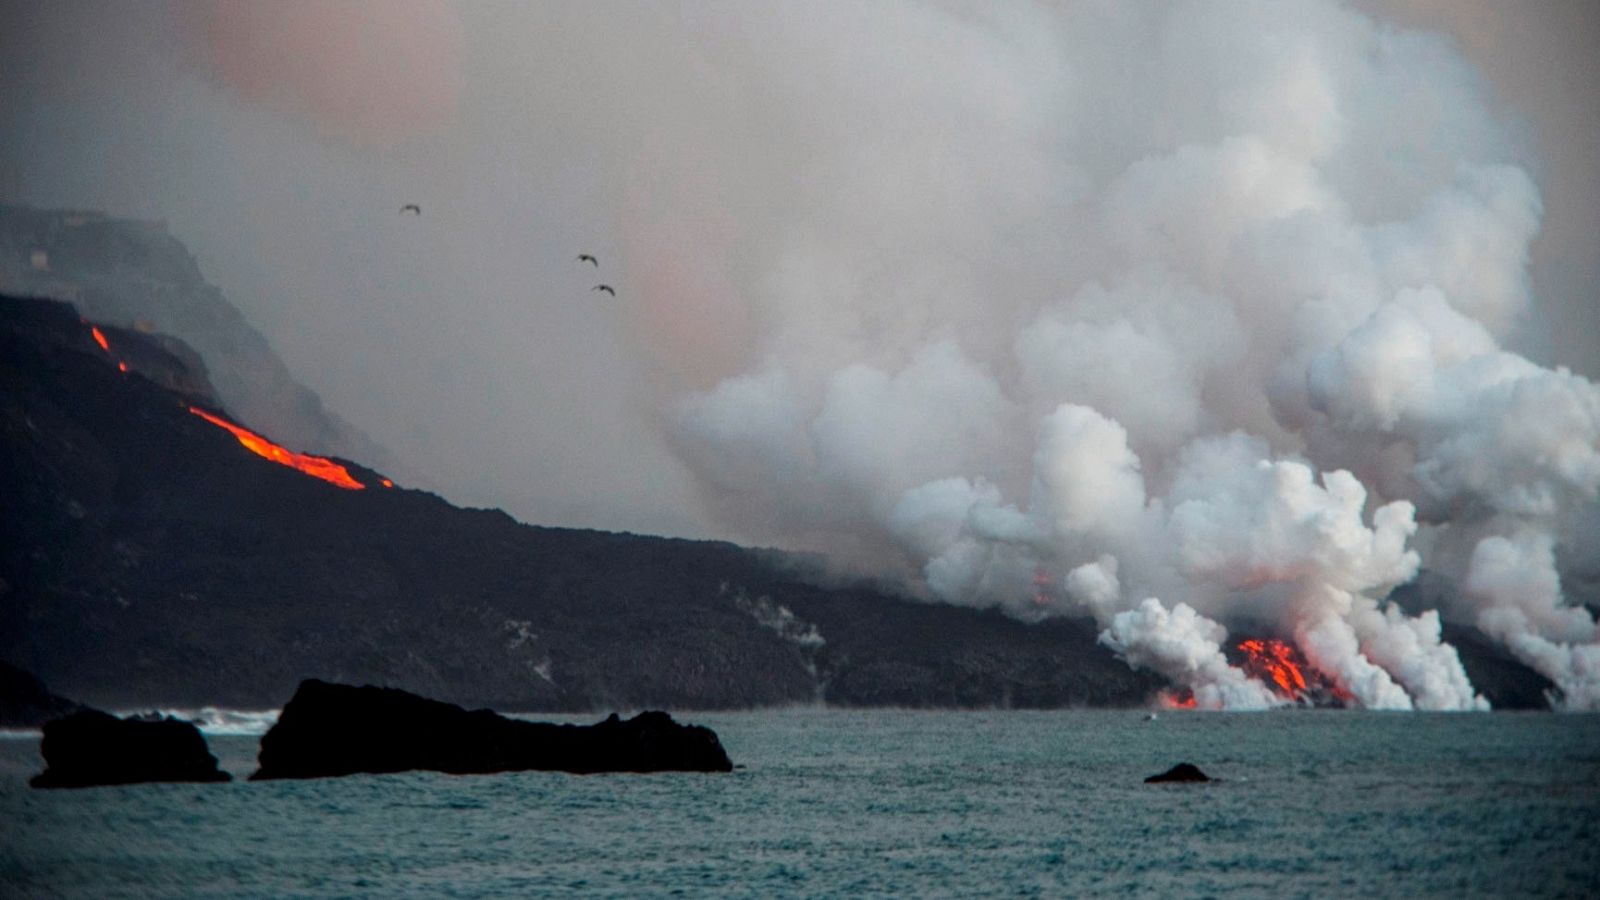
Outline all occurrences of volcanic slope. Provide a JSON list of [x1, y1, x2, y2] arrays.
[[0, 294, 1166, 711], [0, 204, 392, 474]]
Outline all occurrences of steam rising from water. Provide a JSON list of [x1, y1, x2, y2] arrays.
[[662, 2, 1600, 709]]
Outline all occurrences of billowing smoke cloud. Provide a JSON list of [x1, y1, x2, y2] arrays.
[[662, 2, 1597, 709], [4, 2, 1597, 708]]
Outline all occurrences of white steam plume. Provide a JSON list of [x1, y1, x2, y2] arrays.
[[1101, 599, 1283, 711], [663, 1, 1595, 708], [1465, 532, 1600, 710]]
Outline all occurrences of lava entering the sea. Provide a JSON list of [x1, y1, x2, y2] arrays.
[[1237, 638, 1352, 706], [1159, 689, 1198, 709], [1238, 639, 1309, 695], [188, 406, 366, 490]]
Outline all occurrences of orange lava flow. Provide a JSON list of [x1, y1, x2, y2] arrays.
[[188, 406, 365, 490], [1160, 689, 1198, 709], [1238, 639, 1310, 697], [89, 324, 131, 374]]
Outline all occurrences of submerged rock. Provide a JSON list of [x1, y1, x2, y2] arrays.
[[30, 709, 231, 788], [250, 679, 734, 780], [1145, 762, 1211, 783]]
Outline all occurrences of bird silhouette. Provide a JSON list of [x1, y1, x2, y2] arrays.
[[578, 254, 598, 266], [400, 204, 421, 215], [592, 285, 616, 296]]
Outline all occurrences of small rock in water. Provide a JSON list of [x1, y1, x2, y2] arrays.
[[30, 709, 231, 788], [251, 679, 734, 780], [1144, 762, 1211, 783]]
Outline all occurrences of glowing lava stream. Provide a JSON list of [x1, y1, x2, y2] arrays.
[[188, 406, 366, 490], [1238, 639, 1310, 696], [94, 322, 374, 491], [1236, 638, 1358, 707], [89, 324, 130, 372], [1160, 689, 1198, 709]]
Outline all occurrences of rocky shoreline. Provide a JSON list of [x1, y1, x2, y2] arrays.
[[30, 679, 734, 788]]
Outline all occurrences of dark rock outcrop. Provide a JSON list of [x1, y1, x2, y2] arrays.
[[1145, 762, 1211, 783], [30, 708, 231, 788], [251, 680, 733, 780], [0, 661, 81, 727]]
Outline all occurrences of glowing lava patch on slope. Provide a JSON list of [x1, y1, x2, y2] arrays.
[[1238, 639, 1309, 695], [1237, 638, 1352, 706], [88, 323, 130, 372], [188, 406, 366, 490]]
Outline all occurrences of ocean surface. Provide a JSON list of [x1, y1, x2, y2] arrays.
[[1, 709, 1596, 898]]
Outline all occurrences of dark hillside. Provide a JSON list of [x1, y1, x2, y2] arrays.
[[0, 294, 1161, 710], [0, 204, 391, 470]]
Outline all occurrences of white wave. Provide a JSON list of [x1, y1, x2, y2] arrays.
[[112, 707, 281, 736]]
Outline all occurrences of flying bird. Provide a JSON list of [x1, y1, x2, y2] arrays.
[[592, 285, 615, 296], [400, 204, 421, 215], [578, 254, 598, 266]]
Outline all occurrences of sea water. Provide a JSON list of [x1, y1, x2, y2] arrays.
[[1, 709, 1596, 897]]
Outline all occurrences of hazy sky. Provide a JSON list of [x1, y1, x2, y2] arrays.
[[0, 0, 1594, 544]]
